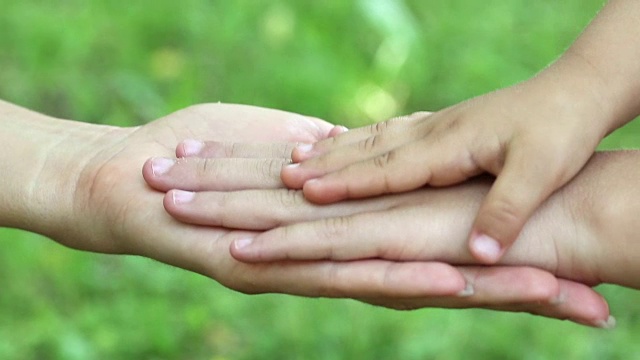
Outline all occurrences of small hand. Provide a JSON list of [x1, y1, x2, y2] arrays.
[[282, 78, 609, 264]]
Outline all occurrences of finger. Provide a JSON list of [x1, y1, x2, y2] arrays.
[[469, 145, 571, 264], [285, 116, 432, 190], [229, 204, 477, 263], [126, 194, 467, 300], [291, 114, 421, 163], [176, 139, 298, 160], [241, 260, 468, 298], [291, 121, 386, 163], [163, 188, 406, 229], [284, 131, 413, 190], [142, 157, 285, 192], [216, 233, 467, 298], [300, 137, 480, 204], [512, 279, 613, 328], [359, 266, 612, 328]]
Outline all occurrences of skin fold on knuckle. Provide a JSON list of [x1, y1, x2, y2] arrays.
[[358, 135, 379, 153], [197, 158, 218, 179], [269, 190, 308, 227], [479, 196, 527, 240], [265, 158, 286, 184], [312, 217, 351, 259]]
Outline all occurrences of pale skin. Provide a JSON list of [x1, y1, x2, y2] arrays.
[[3, 100, 610, 322], [279, 0, 640, 264], [145, 141, 636, 328]]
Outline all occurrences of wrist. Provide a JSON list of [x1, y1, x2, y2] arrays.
[[527, 54, 618, 140], [563, 151, 640, 289], [0, 101, 124, 246]]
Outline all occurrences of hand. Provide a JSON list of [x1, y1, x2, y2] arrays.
[[280, 63, 614, 264], [146, 140, 615, 328], [22, 103, 471, 300]]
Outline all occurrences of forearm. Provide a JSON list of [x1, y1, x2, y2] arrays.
[[0, 100, 118, 239], [535, 0, 640, 133], [563, 150, 640, 289]]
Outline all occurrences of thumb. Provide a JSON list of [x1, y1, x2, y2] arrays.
[[469, 148, 566, 264]]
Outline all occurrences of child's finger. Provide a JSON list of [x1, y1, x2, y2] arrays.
[[291, 115, 422, 162], [300, 138, 477, 204], [469, 147, 564, 263], [283, 130, 413, 190]]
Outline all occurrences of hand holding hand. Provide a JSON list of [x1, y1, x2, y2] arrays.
[[146, 139, 617, 328], [13, 103, 464, 300], [281, 73, 612, 264]]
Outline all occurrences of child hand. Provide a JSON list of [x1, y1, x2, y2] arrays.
[[281, 77, 611, 263]]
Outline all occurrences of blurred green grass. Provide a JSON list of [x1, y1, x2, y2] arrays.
[[1, 1, 640, 359]]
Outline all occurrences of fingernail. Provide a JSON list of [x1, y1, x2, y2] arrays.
[[285, 163, 300, 170], [234, 238, 253, 250], [172, 190, 195, 204], [151, 157, 175, 176], [549, 292, 566, 305], [330, 125, 349, 136], [595, 316, 617, 330], [456, 283, 475, 297], [182, 139, 205, 156], [471, 234, 502, 263], [296, 143, 313, 153]]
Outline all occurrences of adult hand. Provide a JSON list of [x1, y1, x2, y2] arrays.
[[7, 102, 474, 300]]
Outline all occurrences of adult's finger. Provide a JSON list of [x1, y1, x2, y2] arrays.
[[229, 204, 479, 263], [359, 267, 612, 328], [142, 157, 286, 192], [176, 140, 298, 160], [162, 188, 408, 229]]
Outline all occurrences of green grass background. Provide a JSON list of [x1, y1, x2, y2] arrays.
[[2, 1, 640, 359]]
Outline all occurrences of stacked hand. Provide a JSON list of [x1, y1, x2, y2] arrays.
[[0, 100, 617, 329], [141, 114, 627, 328]]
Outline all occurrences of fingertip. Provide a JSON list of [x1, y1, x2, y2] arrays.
[[469, 232, 505, 264], [280, 163, 305, 189], [143, 157, 176, 191], [177, 139, 205, 158], [141, 157, 155, 181], [302, 178, 346, 204], [291, 143, 315, 162], [328, 125, 349, 137], [229, 236, 268, 263]]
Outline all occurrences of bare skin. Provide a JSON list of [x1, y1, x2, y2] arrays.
[[3, 101, 478, 299], [280, 0, 640, 264], [144, 140, 620, 328]]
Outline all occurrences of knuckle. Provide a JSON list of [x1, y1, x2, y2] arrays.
[[317, 265, 343, 297], [276, 189, 303, 208], [282, 143, 296, 160], [315, 216, 350, 242], [265, 159, 285, 181], [359, 135, 381, 152], [483, 196, 526, 232], [228, 142, 239, 157], [372, 150, 394, 170], [373, 120, 389, 133], [198, 158, 217, 177]]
